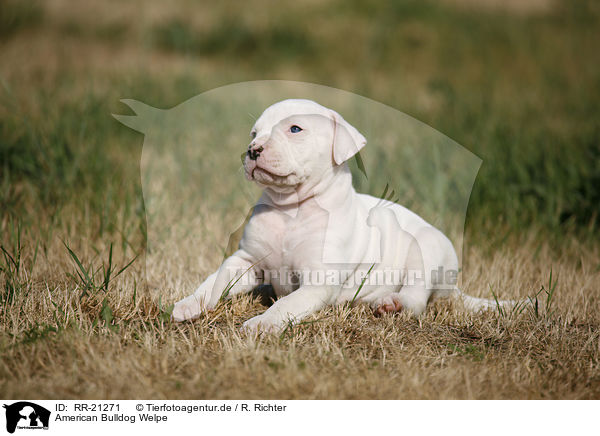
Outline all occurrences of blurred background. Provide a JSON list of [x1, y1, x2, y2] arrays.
[[1, 0, 599, 249]]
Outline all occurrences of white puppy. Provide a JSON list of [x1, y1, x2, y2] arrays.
[[172, 99, 513, 331]]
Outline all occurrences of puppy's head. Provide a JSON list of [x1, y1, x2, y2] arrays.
[[244, 99, 366, 194]]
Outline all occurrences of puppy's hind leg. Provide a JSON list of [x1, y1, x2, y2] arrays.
[[373, 292, 403, 317], [371, 281, 432, 317], [395, 230, 435, 317], [397, 286, 431, 316], [372, 286, 431, 317]]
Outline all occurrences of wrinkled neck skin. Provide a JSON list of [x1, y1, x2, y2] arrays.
[[257, 164, 355, 216]]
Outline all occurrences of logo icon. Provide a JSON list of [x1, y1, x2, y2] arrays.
[[3, 402, 50, 434]]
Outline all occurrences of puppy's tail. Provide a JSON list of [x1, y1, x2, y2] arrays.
[[451, 287, 531, 314]]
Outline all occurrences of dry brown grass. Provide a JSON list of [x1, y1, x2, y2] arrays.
[[1, 221, 598, 399]]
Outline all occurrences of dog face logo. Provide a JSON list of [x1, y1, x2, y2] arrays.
[[113, 81, 482, 312], [3, 402, 50, 434]]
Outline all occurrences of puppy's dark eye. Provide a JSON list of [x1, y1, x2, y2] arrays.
[[250, 131, 257, 139], [290, 125, 302, 133]]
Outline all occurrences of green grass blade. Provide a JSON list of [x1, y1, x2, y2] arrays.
[[350, 263, 375, 306]]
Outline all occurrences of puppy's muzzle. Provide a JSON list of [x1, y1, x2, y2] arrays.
[[247, 143, 264, 161]]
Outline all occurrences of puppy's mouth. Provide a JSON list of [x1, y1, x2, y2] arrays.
[[243, 156, 303, 188], [252, 166, 295, 185]]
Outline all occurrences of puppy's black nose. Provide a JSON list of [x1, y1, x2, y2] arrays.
[[247, 145, 264, 161]]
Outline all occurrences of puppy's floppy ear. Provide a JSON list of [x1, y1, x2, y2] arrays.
[[330, 110, 367, 165]]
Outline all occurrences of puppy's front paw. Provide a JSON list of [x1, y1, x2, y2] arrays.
[[172, 294, 207, 322], [241, 314, 281, 334]]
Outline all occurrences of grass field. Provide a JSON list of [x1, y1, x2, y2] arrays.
[[1, 0, 599, 399]]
